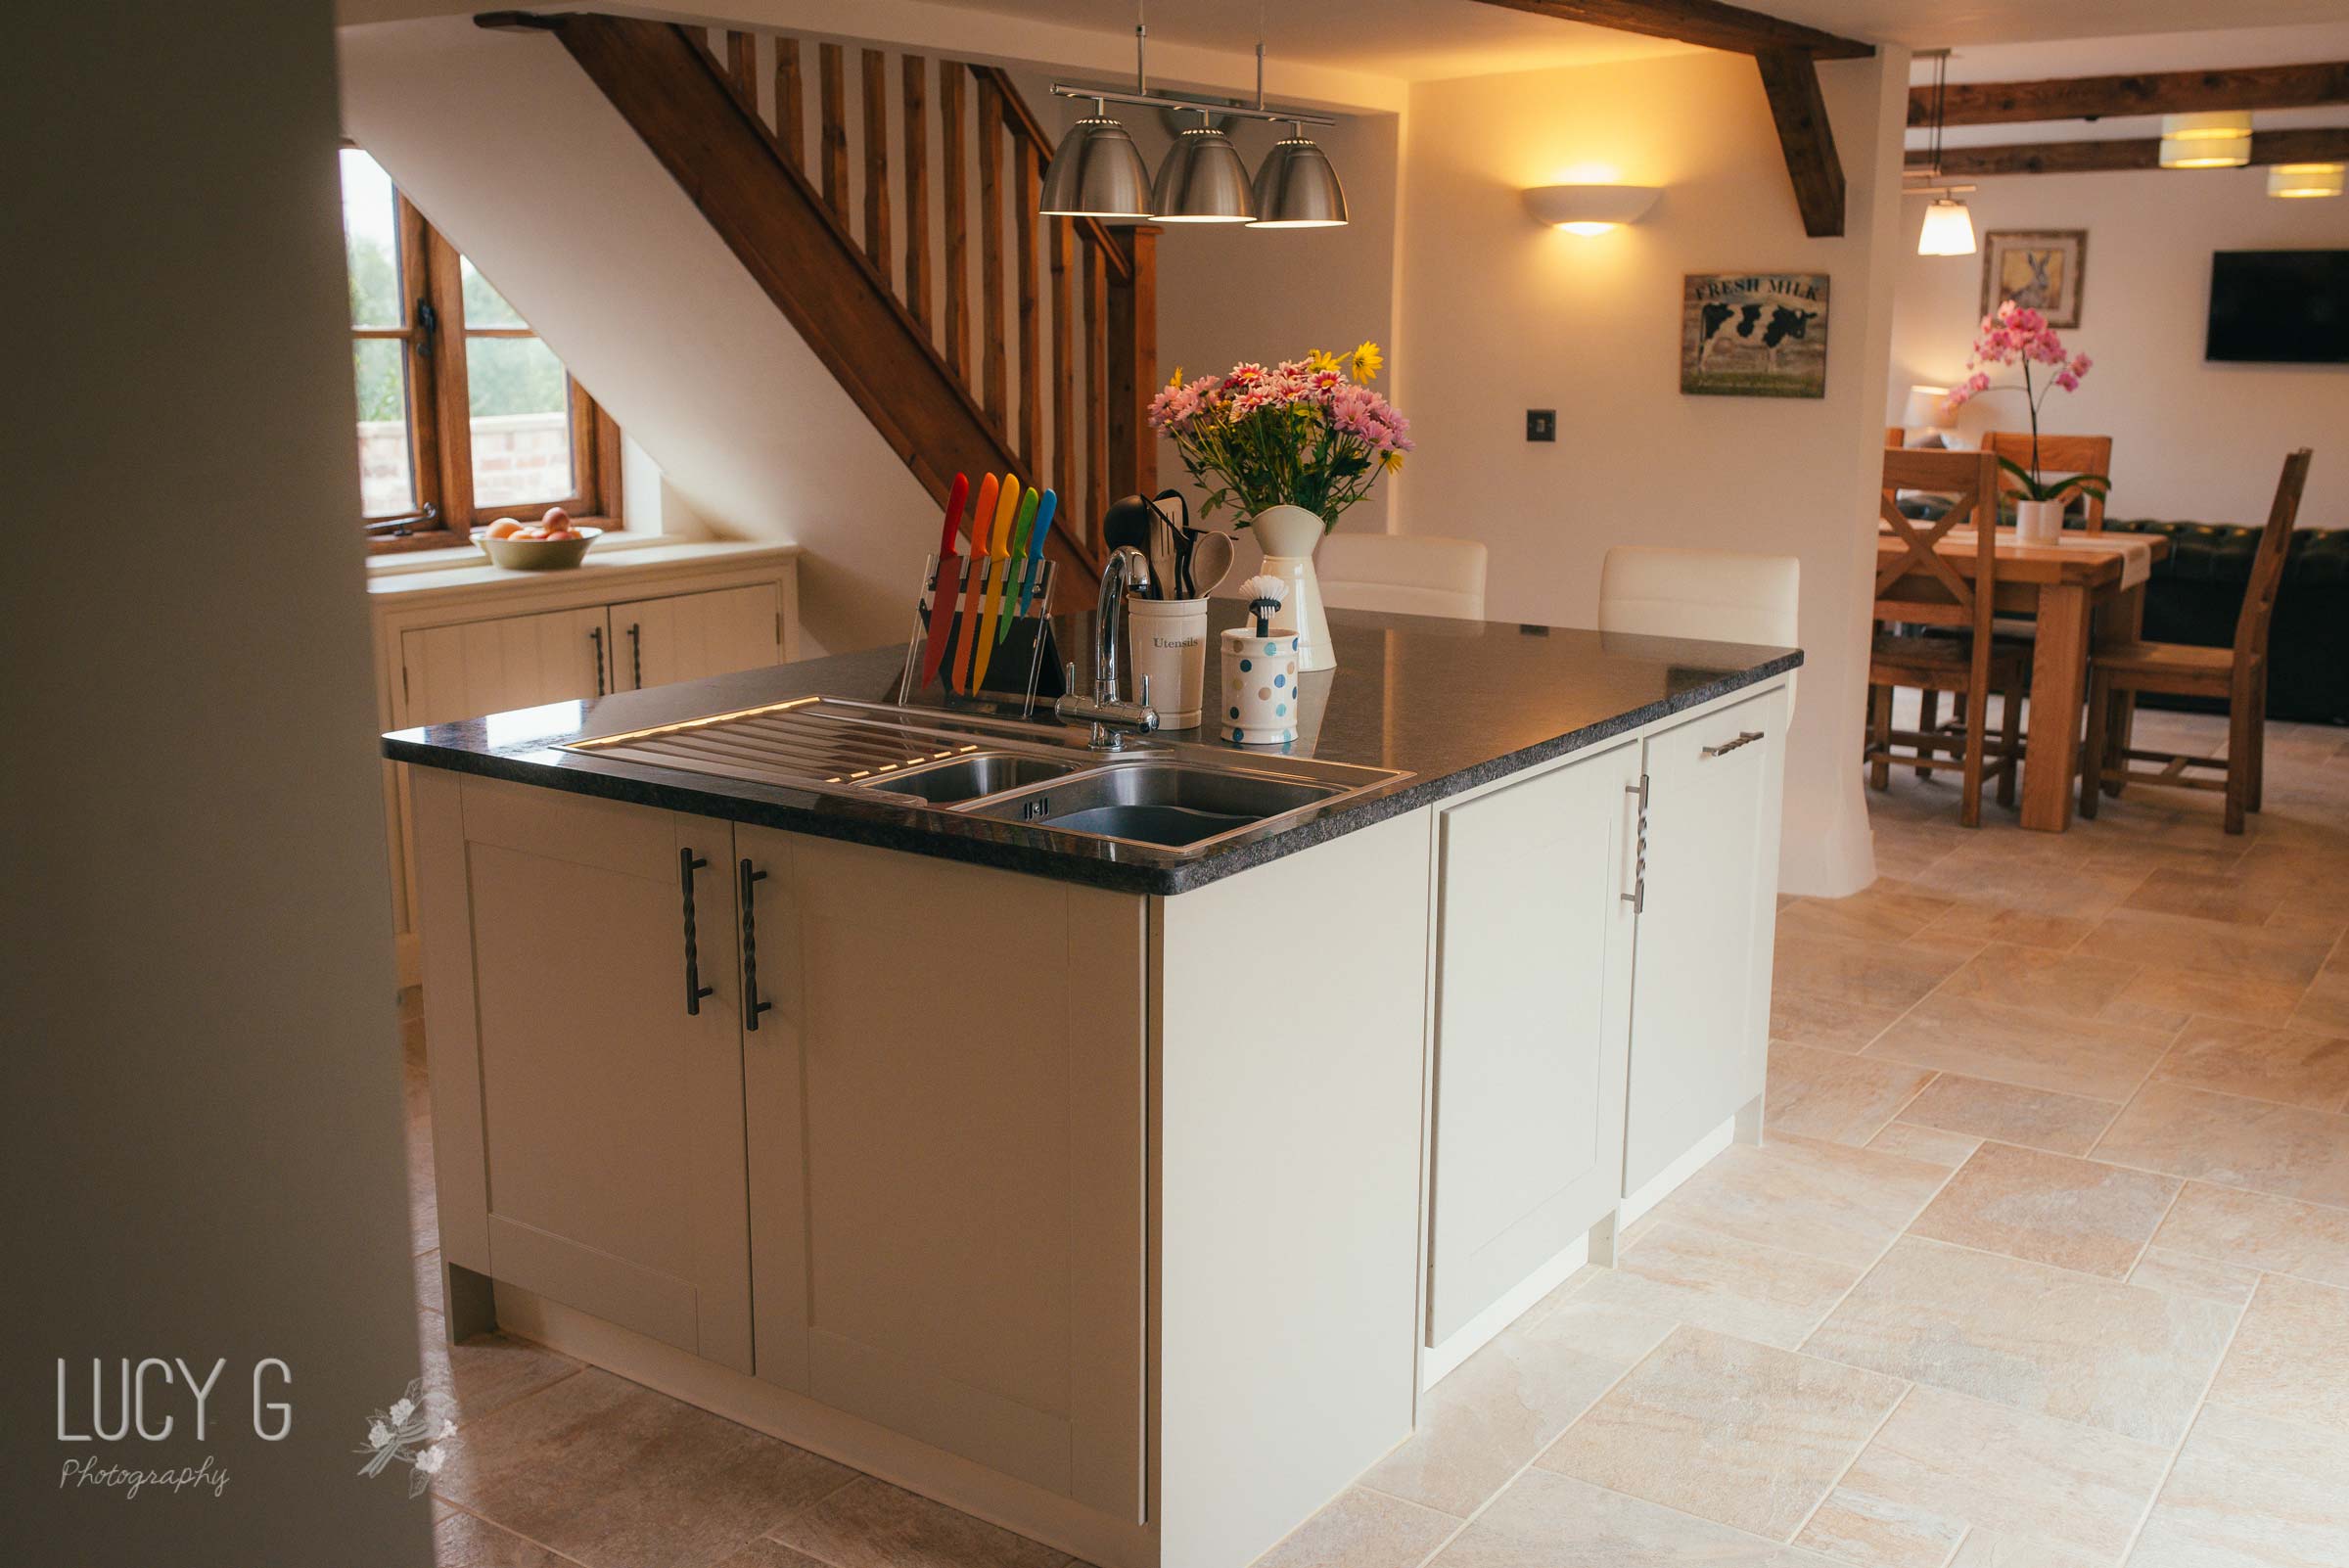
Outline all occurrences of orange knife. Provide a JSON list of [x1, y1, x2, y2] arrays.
[[966, 478, 1021, 692], [918, 473, 971, 690], [947, 473, 999, 693], [972, 485, 1030, 689]]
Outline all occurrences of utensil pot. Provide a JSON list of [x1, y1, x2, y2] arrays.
[[1128, 596, 1209, 728]]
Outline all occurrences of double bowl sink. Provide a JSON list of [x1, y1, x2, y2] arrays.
[[565, 697, 1405, 858]]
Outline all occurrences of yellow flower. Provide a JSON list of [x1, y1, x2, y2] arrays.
[[1166, 366, 1184, 389], [1381, 449, 1405, 473], [1351, 341, 1384, 382], [1305, 348, 1340, 375]]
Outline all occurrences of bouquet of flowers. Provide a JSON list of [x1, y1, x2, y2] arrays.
[[1946, 301, 2106, 508], [1146, 342, 1410, 529]]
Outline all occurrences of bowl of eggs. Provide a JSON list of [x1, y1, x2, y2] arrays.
[[472, 508, 602, 571]]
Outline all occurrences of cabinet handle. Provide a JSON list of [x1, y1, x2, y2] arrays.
[[1621, 775, 1646, 913], [738, 857, 774, 1031], [1702, 729, 1764, 759], [589, 625, 606, 698], [679, 849, 714, 1016], [628, 623, 643, 689]]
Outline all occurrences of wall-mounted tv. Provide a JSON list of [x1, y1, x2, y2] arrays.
[[2207, 250, 2349, 364]]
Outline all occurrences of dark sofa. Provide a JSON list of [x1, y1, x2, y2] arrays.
[[2102, 519, 2349, 725]]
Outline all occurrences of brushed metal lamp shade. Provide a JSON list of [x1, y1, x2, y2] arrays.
[[1038, 114, 1153, 218], [1152, 124, 1257, 222], [1250, 133, 1348, 228]]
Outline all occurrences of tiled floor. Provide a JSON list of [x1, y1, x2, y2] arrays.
[[402, 707, 2349, 1568]]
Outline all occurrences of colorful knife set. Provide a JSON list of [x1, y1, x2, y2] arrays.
[[917, 472, 1058, 695]]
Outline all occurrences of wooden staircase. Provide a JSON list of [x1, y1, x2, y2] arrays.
[[480, 11, 1160, 601]]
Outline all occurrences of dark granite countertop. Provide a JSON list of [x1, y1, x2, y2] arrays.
[[384, 602, 1800, 895]]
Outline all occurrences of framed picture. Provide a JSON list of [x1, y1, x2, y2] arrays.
[[1681, 273, 1829, 398], [1981, 230, 2087, 327]]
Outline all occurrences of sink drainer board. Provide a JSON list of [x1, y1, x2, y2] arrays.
[[563, 697, 1004, 790]]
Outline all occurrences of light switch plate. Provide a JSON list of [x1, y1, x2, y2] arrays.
[[1526, 409, 1557, 442]]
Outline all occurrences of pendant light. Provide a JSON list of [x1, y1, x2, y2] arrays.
[[1038, 100, 1152, 218], [1045, 0, 1344, 233], [2161, 111, 2253, 168], [1912, 50, 1976, 256], [1153, 112, 1257, 223], [2269, 162, 2346, 199], [1248, 34, 1347, 229]]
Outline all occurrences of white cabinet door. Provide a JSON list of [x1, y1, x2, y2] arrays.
[[1426, 739, 1640, 1346], [397, 605, 613, 727], [422, 777, 753, 1372], [1623, 687, 1787, 1197], [609, 585, 782, 692], [735, 826, 1146, 1519]]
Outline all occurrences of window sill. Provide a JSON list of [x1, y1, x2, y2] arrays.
[[363, 520, 647, 576]]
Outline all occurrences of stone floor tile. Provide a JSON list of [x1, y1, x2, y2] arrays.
[[2150, 1180, 2349, 1290], [2093, 1081, 2349, 1208], [1865, 995, 2172, 1101], [1540, 1325, 1906, 1541], [1802, 1237, 2234, 1446], [1425, 1469, 1825, 1568], [1893, 1075, 2122, 1156], [1906, 1142, 2180, 1278], [769, 1478, 1069, 1568], [2129, 1404, 2349, 1568], [1257, 1487, 1459, 1568], [1766, 1044, 1935, 1146], [2204, 1273, 2349, 1436], [2150, 1016, 2349, 1111]]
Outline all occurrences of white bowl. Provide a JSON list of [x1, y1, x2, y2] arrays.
[[472, 526, 602, 571]]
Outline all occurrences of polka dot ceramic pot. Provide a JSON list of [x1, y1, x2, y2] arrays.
[[1220, 625, 1302, 745]]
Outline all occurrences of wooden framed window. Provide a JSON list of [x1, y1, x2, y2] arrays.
[[340, 147, 622, 554]]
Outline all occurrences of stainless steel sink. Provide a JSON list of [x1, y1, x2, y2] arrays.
[[860, 752, 1084, 805], [564, 696, 1405, 858], [961, 761, 1343, 848]]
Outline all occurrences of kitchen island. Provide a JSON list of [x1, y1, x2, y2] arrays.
[[388, 602, 1798, 1568]]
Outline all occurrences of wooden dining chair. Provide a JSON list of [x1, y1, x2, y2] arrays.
[[1984, 432, 2114, 530], [2078, 448, 2312, 834], [1867, 447, 2025, 827]]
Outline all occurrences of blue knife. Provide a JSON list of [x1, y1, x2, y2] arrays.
[[1009, 489, 1058, 627]]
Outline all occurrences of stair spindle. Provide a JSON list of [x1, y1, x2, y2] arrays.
[[1050, 218, 1075, 525], [725, 30, 756, 108], [818, 42, 848, 220], [860, 48, 891, 276], [1016, 137, 1041, 473], [902, 54, 932, 334], [774, 37, 803, 166], [1082, 240, 1109, 559], [942, 64, 968, 385], [977, 72, 1007, 434]]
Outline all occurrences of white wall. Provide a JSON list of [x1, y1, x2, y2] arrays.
[[1889, 168, 2349, 526], [1394, 48, 1910, 897], [340, 16, 935, 656], [6, 0, 427, 1560]]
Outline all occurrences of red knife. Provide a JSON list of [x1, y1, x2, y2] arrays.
[[918, 474, 972, 690], [947, 474, 1000, 693]]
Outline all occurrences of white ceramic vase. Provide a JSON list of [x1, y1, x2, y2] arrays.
[[1249, 503, 1336, 672], [2015, 498, 2063, 544]]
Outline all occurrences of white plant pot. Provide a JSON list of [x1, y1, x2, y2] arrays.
[[1249, 503, 1336, 672], [2015, 498, 2063, 544]]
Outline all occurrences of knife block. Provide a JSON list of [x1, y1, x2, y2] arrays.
[[897, 554, 1064, 715]]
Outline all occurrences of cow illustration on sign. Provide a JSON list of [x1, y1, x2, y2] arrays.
[[1681, 273, 1830, 398]]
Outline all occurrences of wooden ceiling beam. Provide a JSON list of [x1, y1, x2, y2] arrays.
[[1906, 126, 2349, 177], [1909, 61, 2349, 128], [1756, 49, 1846, 235], [1465, 0, 1873, 62]]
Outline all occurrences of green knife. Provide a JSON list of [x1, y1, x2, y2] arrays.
[[996, 486, 1040, 644]]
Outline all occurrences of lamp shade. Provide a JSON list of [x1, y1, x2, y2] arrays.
[[2269, 162, 2345, 198], [1250, 135, 1349, 228], [1038, 115, 1152, 218], [1916, 197, 1976, 255], [1521, 184, 1661, 235], [2162, 110, 2253, 140], [1903, 385, 1956, 430], [1151, 125, 1256, 223], [2161, 133, 2251, 168]]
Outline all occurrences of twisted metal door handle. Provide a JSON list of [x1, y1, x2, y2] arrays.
[[678, 850, 714, 1015], [589, 625, 606, 697], [1702, 730, 1765, 759], [738, 858, 773, 1031]]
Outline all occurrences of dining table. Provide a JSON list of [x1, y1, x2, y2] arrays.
[[1875, 524, 2170, 832]]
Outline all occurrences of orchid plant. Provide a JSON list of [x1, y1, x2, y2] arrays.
[[1146, 343, 1411, 530], [1946, 301, 2106, 509]]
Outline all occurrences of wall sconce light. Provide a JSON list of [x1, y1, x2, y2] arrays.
[[2160, 111, 2253, 168], [1523, 184, 1662, 236], [2268, 162, 2345, 199]]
